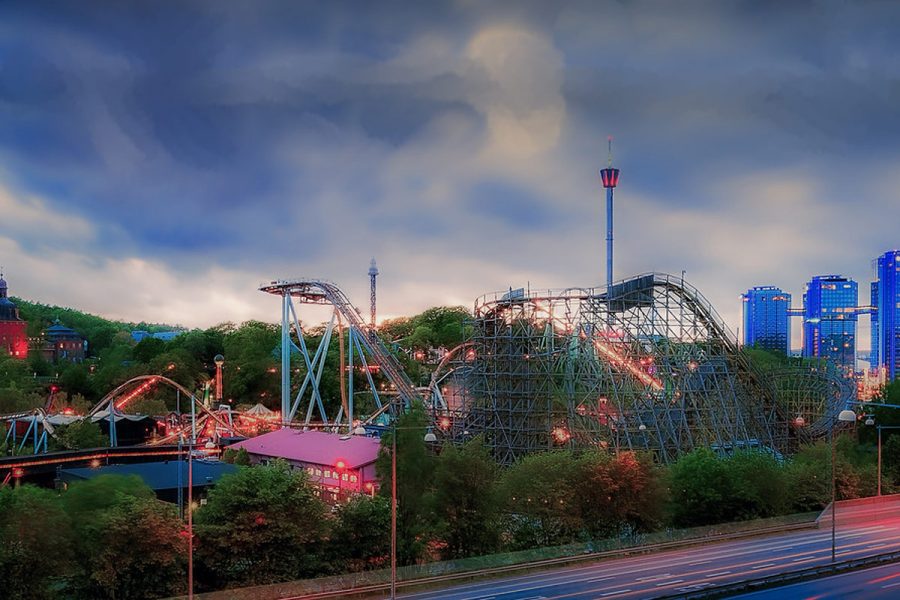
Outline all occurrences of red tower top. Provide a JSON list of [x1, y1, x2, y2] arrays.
[[600, 168, 620, 189]]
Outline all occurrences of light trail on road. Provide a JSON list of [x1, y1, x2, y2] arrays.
[[400, 505, 900, 600]]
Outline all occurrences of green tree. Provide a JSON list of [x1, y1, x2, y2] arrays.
[[574, 450, 665, 539], [0, 485, 74, 599], [54, 420, 108, 450], [727, 450, 789, 519], [498, 450, 582, 549], [70, 495, 186, 599], [329, 495, 391, 572], [194, 460, 328, 588], [666, 448, 737, 527], [132, 337, 167, 364], [786, 438, 861, 512], [429, 436, 501, 559], [375, 407, 435, 565]]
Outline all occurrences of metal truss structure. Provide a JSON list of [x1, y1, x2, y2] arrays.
[[769, 362, 857, 441], [259, 279, 425, 432], [439, 273, 793, 465]]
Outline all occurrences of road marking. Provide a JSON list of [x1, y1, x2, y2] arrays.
[[752, 562, 776, 570], [657, 579, 683, 586], [884, 581, 900, 589], [599, 589, 631, 597], [689, 560, 711, 566], [636, 573, 670, 581], [792, 556, 811, 561], [585, 576, 612, 583], [705, 571, 731, 577]]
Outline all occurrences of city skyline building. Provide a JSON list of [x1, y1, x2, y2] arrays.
[[742, 286, 791, 354], [802, 275, 858, 374], [872, 250, 900, 381]]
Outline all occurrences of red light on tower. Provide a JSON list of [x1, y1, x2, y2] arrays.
[[335, 459, 346, 471]]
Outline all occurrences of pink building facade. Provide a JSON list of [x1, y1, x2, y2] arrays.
[[229, 428, 381, 503]]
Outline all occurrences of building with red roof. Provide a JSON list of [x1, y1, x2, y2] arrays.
[[229, 429, 381, 502]]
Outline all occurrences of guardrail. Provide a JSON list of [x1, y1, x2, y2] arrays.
[[657, 550, 900, 599], [167, 513, 819, 600]]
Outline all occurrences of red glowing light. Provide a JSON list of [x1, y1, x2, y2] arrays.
[[62, 407, 75, 415], [335, 460, 346, 471], [551, 427, 571, 444], [438, 416, 451, 430]]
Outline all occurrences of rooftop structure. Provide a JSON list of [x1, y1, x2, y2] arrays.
[[229, 429, 381, 502], [60, 459, 237, 504]]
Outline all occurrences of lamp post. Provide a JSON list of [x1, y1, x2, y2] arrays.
[[354, 421, 436, 599], [831, 408, 858, 562], [863, 419, 900, 497]]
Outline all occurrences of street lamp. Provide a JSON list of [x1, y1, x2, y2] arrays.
[[831, 408, 857, 562], [864, 419, 900, 497]]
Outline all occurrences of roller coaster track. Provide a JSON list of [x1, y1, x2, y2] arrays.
[[260, 279, 422, 408], [89, 374, 241, 437]]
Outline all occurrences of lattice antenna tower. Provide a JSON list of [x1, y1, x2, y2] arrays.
[[368, 258, 379, 329]]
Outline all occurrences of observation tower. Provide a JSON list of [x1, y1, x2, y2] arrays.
[[600, 138, 620, 291]]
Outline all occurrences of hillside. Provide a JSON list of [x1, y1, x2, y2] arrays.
[[12, 297, 179, 356]]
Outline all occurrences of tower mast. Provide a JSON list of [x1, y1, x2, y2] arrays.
[[368, 258, 379, 329], [600, 137, 621, 291]]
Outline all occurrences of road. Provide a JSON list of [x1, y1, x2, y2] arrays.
[[733, 561, 900, 599], [399, 502, 900, 600]]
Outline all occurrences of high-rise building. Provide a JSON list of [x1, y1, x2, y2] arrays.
[[872, 250, 900, 381], [871, 280, 879, 369], [802, 275, 858, 373], [742, 286, 791, 353]]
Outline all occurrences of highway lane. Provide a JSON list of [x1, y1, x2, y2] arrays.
[[399, 512, 900, 599], [733, 561, 900, 599]]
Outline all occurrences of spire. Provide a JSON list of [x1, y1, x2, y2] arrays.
[[607, 135, 614, 168], [0, 268, 7, 299]]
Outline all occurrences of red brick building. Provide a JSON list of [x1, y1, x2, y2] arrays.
[[0, 274, 28, 359]]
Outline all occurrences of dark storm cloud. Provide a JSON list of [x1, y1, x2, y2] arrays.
[[0, 0, 898, 332]]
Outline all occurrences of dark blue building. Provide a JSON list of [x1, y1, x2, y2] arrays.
[[802, 275, 858, 374], [872, 250, 900, 381], [742, 286, 791, 353]]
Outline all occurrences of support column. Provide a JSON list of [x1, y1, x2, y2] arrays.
[[281, 293, 291, 427]]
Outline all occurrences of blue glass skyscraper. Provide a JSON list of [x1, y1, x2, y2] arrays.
[[742, 286, 791, 353], [871, 280, 879, 369], [802, 275, 858, 374], [872, 250, 900, 381]]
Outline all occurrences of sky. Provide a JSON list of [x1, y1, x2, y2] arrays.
[[0, 1, 898, 350]]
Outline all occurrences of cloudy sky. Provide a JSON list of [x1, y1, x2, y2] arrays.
[[1, 1, 897, 349]]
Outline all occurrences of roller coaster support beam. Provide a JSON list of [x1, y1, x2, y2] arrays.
[[282, 292, 291, 427]]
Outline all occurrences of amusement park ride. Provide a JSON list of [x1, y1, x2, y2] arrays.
[[1, 151, 862, 472]]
